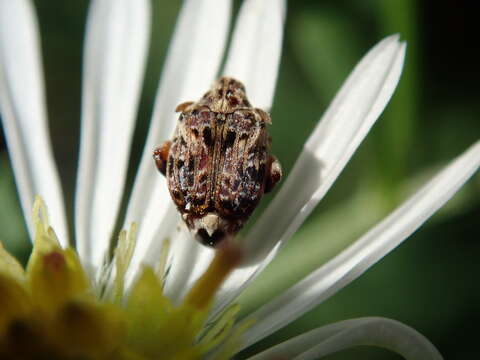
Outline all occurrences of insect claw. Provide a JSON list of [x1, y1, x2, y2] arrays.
[[153, 141, 172, 176], [265, 155, 282, 193]]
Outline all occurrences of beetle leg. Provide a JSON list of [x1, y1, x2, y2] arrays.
[[175, 101, 194, 113], [153, 141, 172, 176], [255, 108, 272, 124], [265, 155, 282, 193]]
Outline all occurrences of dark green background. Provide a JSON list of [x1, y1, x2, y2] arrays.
[[0, 1, 478, 359]]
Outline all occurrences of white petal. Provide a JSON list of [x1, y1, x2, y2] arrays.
[[208, 36, 406, 318], [240, 141, 480, 348], [243, 35, 406, 261], [163, 226, 215, 304], [160, 0, 286, 312], [223, 0, 286, 110], [248, 317, 442, 360], [124, 0, 232, 279], [0, 0, 68, 245], [208, 242, 281, 321], [75, 0, 150, 272]]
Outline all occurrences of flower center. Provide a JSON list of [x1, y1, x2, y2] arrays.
[[0, 197, 248, 359]]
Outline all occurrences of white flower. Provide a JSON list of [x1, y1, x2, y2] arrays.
[[0, 0, 479, 359]]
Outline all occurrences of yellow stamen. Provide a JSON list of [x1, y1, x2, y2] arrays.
[[28, 248, 89, 314], [52, 300, 124, 357], [0, 274, 31, 334], [212, 318, 256, 360], [1, 197, 250, 359], [0, 242, 26, 284], [200, 304, 241, 352], [113, 223, 138, 302], [183, 241, 242, 309], [154, 238, 171, 283], [32, 195, 49, 231]]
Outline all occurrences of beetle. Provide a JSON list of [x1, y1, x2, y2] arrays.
[[154, 77, 282, 247]]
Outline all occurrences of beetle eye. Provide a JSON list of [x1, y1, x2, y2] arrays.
[[196, 229, 225, 247]]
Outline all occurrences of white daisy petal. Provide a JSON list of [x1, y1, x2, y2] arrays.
[[166, 0, 286, 298], [240, 140, 480, 348], [244, 35, 406, 261], [125, 0, 232, 278], [173, 0, 286, 314], [75, 0, 150, 271], [0, 0, 68, 245], [208, 242, 280, 320], [162, 227, 202, 303], [223, 0, 286, 110], [208, 35, 405, 317], [248, 317, 442, 360], [163, 228, 215, 304]]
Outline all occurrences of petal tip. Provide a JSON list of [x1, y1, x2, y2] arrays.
[[388, 33, 401, 42]]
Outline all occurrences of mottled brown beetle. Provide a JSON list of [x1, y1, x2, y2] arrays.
[[154, 77, 282, 247]]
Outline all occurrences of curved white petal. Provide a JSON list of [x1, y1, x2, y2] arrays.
[[208, 242, 280, 321], [208, 35, 406, 318], [75, 0, 150, 272], [223, 0, 286, 110], [124, 0, 232, 281], [244, 35, 406, 261], [140, 0, 285, 295], [164, 0, 286, 312], [240, 140, 480, 348], [248, 317, 442, 360], [163, 226, 215, 304], [0, 0, 68, 245]]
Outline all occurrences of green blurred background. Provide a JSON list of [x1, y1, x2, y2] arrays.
[[1, 1, 479, 359]]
